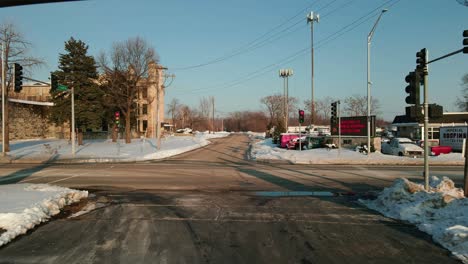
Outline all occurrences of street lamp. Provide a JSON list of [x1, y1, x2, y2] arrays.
[[279, 69, 293, 132], [307, 11, 319, 128], [367, 9, 387, 155]]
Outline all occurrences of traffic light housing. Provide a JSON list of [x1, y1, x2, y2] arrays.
[[14, 63, 23, 92], [50, 73, 58, 92], [416, 48, 427, 71], [463, 30, 468, 54], [331, 102, 337, 123], [115, 111, 120, 127], [405, 71, 420, 105], [298, 109, 305, 124]]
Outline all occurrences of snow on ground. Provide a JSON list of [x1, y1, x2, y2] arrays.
[[250, 138, 465, 165], [0, 184, 88, 247], [246, 131, 266, 139], [360, 177, 468, 263], [4, 132, 231, 162]]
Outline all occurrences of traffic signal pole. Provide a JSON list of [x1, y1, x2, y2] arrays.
[[422, 68, 429, 190]]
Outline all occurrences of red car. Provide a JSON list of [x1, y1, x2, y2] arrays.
[[419, 140, 452, 156]]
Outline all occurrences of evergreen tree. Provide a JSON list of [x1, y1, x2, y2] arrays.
[[50, 37, 104, 131]]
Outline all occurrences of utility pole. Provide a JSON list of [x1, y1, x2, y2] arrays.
[[307, 11, 319, 128], [71, 84, 75, 156], [338, 100, 341, 152], [211, 96, 215, 133], [1, 42, 5, 156]]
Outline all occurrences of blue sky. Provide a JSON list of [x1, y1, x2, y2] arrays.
[[0, 0, 467, 120]]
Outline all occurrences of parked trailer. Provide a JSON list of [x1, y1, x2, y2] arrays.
[[439, 126, 467, 152]]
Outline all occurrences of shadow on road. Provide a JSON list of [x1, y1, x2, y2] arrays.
[[0, 156, 59, 185]]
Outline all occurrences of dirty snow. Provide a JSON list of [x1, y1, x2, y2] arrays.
[[360, 177, 468, 263], [0, 183, 88, 247], [250, 138, 464, 165]]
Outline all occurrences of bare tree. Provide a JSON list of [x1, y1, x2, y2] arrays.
[[166, 98, 180, 129], [178, 104, 193, 129], [224, 111, 268, 132], [260, 94, 283, 128], [343, 94, 381, 117], [98, 36, 159, 143], [260, 94, 298, 130], [198, 96, 213, 131], [456, 73, 468, 111], [0, 22, 44, 151], [316, 97, 334, 122]]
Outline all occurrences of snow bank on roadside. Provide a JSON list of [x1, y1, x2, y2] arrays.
[[246, 131, 266, 139], [0, 184, 88, 247], [360, 177, 468, 263], [249, 138, 464, 165], [6, 132, 231, 162]]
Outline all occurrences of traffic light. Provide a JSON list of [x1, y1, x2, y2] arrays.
[[405, 71, 420, 105], [428, 104, 443, 119], [331, 102, 337, 123], [13, 63, 23, 92], [416, 48, 427, 71], [463, 30, 468, 54], [115, 111, 120, 127], [298, 109, 305, 124], [50, 73, 58, 92]]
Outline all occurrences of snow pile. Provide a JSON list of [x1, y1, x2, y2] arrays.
[[194, 131, 231, 139], [361, 177, 468, 263], [0, 184, 88, 247], [249, 138, 465, 165], [246, 131, 266, 139], [250, 138, 287, 160]]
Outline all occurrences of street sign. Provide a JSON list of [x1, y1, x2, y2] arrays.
[[57, 84, 68, 91]]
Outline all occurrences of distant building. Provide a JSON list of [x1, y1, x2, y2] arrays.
[[135, 62, 166, 138], [391, 112, 468, 141]]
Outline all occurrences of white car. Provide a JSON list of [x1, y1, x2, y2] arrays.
[[381, 137, 424, 157]]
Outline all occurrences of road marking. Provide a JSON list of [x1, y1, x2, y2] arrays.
[[20, 169, 61, 183], [47, 172, 89, 184]]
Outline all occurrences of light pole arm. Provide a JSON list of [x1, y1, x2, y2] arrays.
[[368, 11, 386, 43]]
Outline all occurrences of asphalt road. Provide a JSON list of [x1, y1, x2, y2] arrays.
[[0, 134, 464, 263]]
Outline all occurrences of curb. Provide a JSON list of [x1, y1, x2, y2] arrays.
[[253, 158, 464, 166]]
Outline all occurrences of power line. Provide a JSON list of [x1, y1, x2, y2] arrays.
[[172, 0, 398, 96], [171, 0, 349, 71]]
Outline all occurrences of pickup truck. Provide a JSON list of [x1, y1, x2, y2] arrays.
[[381, 138, 424, 157]]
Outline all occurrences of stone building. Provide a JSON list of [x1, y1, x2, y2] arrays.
[[135, 62, 166, 138], [4, 61, 167, 140]]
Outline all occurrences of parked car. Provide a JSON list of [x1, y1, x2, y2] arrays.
[[286, 136, 308, 150], [279, 133, 300, 148], [286, 136, 336, 150], [418, 140, 452, 156], [381, 137, 424, 157]]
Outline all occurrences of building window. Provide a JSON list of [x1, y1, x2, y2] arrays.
[[142, 88, 148, 99], [143, 120, 148, 131], [143, 104, 148, 115], [429, 127, 440, 140]]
